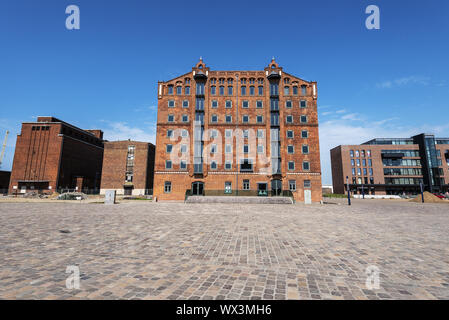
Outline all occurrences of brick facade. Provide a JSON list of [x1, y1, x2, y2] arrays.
[[8, 117, 104, 194], [100, 140, 155, 195], [331, 135, 449, 195], [153, 59, 323, 202]]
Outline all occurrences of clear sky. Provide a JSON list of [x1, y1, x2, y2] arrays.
[[1, 0, 448, 184]]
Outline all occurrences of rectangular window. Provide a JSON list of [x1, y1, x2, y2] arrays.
[[300, 115, 307, 123], [287, 130, 294, 139], [219, 86, 224, 96], [301, 130, 308, 138], [357, 168, 362, 175], [164, 181, 171, 193], [301, 85, 307, 95], [225, 129, 232, 138], [211, 100, 218, 108], [352, 168, 356, 175], [210, 144, 217, 154], [284, 86, 290, 95], [350, 150, 354, 157], [368, 159, 372, 167], [225, 161, 232, 170], [257, 115, 263, 123], [243, 145, 249, 153], [241, 86, 246, 95], [286, 100, 292, 108], [181, 144, 187, 153], [225, 100, 232, 108], [242, 115, 249, 123], [176, 86, 182, 95], [180, 160, 187, 170], [168, 86, 173, 95], [367, 150, 371, 157], [257, 145, 264, 154], [225, 144, 232, 153], [225, 115, 232, 123], [168, 100, 175, 108], [286, 115, 293, 124], [302, 145, 309, 154], [289, 180, 296, 191], [303, 161, 310, 171], [243, 179, 250, 190], [288, 161, 295, 170], [256, 100, 263, 108], [242, 100, 249, 108], [182, 100, 189, 108], [362, 159, 366, 167], [300, 100, 307, 108], [369, 168, 373, 176], [165, 160, 172, 169], [287, 145, 294, 154], [356, 150, 360, 157], [166, 144, 172, 153], [181, 129, 188, 137], [357, 159, 360, 166], [258, 86, 263, 96], [168, 114, 174, 122], [257, 129, 264, 138], [167, 129, 173, 138], [351, 159, 355, 166], [363, 168, 367, 175], [225, 181, 232, 193], [211, 115, 218, 123], [228, 86, 233, 95], [210, 161, 217, 170], [304, 180, 311, 188], [211, 86, 216, 95], [182, 114, 189, 122], [185, 86, 190, 95]]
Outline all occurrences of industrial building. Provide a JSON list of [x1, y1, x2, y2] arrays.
[[8, 117, 104, 194], [153, 58, 322, 202]]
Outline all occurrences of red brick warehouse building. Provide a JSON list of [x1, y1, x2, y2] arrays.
[[9, 117, 104, 194], [153, 58, 322, 202], [100, 140, 155, 196]]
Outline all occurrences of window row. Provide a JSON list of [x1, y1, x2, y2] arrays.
[[167, 99, 308, 109], [350, 149, 372, 158], [166, 114, 309, 124], [165, 129, 309, 140], [165, 143, 310, 155], [163, 179, 312, 194], [164, 160, 311, 171], [351, 158, 372, 167], [351, 168, 374, 176], [166, 84, 309, 96]]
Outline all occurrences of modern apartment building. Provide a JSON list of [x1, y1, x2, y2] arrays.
[[9, 117, 104, 194], [330, 134, 449, 195], [100, 140, 155, 196], [153, 58, 322, 202]]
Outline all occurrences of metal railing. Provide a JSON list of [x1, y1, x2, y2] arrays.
[[185, 189, 295, 202]]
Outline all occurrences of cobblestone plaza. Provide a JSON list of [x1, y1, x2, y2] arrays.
[[0, 199, 448, 300]]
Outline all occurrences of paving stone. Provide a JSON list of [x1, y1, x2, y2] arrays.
[[0, 199, 448, 300]]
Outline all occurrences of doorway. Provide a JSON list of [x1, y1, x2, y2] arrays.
[[271, 179, 282, 196], [192, 181, 204, 196], [257, 183, 268, 196]]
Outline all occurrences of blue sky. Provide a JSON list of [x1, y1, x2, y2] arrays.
[[1, 0, 448, 184]]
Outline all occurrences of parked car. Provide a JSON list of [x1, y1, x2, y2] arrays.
[[432, 193, 445, 199]]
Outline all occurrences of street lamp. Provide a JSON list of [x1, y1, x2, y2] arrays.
[[346, 176, 351, 206]]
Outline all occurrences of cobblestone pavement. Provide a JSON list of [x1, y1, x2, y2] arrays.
[[0, 199, 448, 300]]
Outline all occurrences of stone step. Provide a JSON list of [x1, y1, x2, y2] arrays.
[[185, 196, 293, 204]]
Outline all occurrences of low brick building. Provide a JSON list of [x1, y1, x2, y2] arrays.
[[153, 58, 322, 202], [100, 140, 155, 195], [9, 117, 104, 194]]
